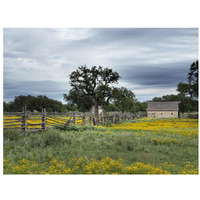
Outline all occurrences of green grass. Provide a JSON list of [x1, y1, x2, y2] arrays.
[[3, 122, 198, 174]]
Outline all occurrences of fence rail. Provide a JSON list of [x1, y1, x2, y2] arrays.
[[179, 112, 198, 119], [3, 107, 47, 133], [4, 109, 197, 133], [3, 108, 147, 132]]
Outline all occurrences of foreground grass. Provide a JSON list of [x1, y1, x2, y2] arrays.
[[3, 118, 198, 174]]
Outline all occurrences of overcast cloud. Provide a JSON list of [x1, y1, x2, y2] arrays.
[[3, 28, 198, 103]]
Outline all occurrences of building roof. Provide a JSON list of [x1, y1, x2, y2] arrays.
[[146, 101, 180, 111]]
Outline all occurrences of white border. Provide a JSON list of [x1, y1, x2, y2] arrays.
[[1, 1, 199, 200]]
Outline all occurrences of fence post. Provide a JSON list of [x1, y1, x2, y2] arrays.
[[188, 111, 190, 118], [73, 113, 76, 124], [82, 113, 86, 125], [89, 115, 92, 125], [92, 117, 96, 125], [21, 106, 27, 133], [114, 115, 117, 123], [115, 114, 119, 124], [101, 116, 104, 125], [99, 113, 102, 124], [42, 108, 47, 131], [111, 116, 114, 124], [108, 115, 110, 123]]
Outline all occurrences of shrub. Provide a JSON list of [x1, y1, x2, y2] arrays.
[[26, 134, 44, 148], [151, 137, 178, 145], [3, 129, 24, 141], [41, 131, 63, 146]]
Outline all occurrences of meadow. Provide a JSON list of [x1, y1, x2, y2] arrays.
[[3, 117, 198, 174]]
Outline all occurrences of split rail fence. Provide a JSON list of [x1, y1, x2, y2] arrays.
[[3, 107, 147, 132], [3, 107, 47, 133]]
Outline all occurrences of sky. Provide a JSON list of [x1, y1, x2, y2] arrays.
[[3, 28, 198, 103]]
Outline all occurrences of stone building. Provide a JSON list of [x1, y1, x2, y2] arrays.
[[146, 101, 180, 118]]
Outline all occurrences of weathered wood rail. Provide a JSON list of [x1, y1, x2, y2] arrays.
[[3, 108, 147, 132], [3, 107, 47, 133]]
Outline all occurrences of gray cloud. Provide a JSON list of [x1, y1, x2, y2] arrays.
[[3, 28, 198, 103], [117, 61, 190, 86], [3, 80, 68, 103]]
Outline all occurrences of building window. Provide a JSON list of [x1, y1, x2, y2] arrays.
[[161, 113, 162, 115], [171, 113, 173, 115]]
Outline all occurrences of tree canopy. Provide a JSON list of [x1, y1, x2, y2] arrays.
[[3, 95, 62, 112], [67, 65, 120, 121], [112, 87, 137, 113], [63, 88, 93, 112], [177, 60, 198, 100]]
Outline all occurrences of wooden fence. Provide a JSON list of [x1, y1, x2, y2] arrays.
[[179, 112, 198, 119], [3, 107, 47, 133], [3, 108, 147, 132]]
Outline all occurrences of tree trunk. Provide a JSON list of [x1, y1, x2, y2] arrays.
[[122, 111, 124, 121], [102, 107, 106, 118]]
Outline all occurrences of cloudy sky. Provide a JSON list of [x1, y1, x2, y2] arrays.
[[3, 28, 198, 103]]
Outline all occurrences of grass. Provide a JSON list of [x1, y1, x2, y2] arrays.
[[3, 118, 198, 174]]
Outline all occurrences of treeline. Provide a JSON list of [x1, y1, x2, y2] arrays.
[[3, 94, 147, 113], [105, 101, 147, 113], [62, 100, 147, 113], [3, 95, 62, 112]]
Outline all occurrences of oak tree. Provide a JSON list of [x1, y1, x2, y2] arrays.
[[112, 87, 136, 113], [68, 65, 120, 122]]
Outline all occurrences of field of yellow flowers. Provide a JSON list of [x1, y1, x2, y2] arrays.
[[3, 117, 198, 174], [108, 117, 198, 137]]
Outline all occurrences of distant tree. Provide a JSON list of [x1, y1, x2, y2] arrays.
[[61, 103, 78, 112], [188, 60, 198, 99], [135, 101, 147, 112], [64, 88, 93, 113], [177, 60, 198, 101], [152, 94, 179, 102], [112, 87, 136, 113], [3, 102, 11, 112], [3, 95, 62, 112], [68, 65, 120, 122], [105, 101, 147, 113], [12, 95, 29, 111], [96, 85, 114, 116], [152, 97, 162, 101], [106, 103, 120, 112]]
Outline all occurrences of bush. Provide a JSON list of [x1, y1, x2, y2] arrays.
[[55, 124, 97, 132], [104, 120, 112, 127], [26, 134, 44, 148], [151, 137, 178, 145], [42, 131, 63, 146], [3, 129, 24, 141]]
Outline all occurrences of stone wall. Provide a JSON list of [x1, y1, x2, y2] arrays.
[[147, 111, 179, 118]]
